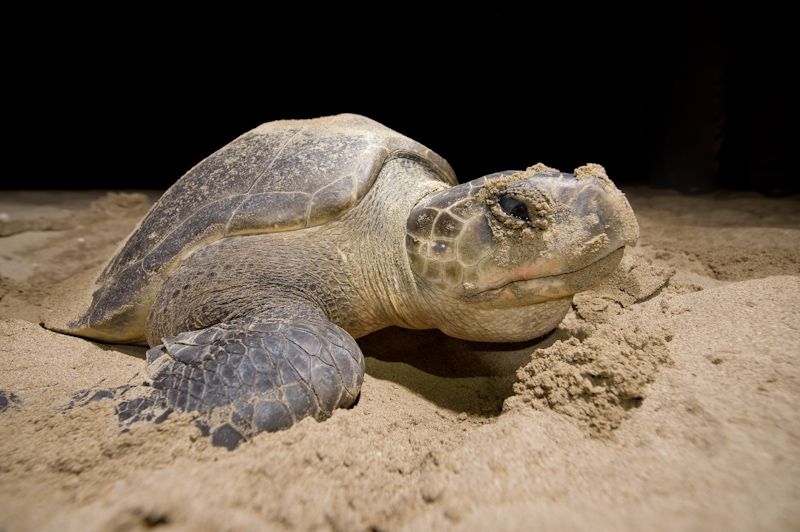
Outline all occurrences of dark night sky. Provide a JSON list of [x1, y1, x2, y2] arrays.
[[9, 5, 794, 193]]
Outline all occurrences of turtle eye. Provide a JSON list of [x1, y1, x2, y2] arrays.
[[498, 195, 530, 221]]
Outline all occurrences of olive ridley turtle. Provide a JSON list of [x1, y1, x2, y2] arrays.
[[55, 114, 638, 448]]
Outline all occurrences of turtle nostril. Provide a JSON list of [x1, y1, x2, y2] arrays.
[[499, 195, 530, 221]]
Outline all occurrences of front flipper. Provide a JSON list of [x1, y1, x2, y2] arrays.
[[123, 314, 364, 449]]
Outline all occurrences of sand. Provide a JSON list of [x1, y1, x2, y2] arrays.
[[0, 187, 798, 531]]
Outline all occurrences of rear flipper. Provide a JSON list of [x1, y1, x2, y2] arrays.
[[118, 314, 364, 449]]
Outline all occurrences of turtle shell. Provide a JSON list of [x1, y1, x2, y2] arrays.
[[71, 113, 456, 343]]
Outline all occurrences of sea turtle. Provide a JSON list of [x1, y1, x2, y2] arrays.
[[55, 114, 638, 448]]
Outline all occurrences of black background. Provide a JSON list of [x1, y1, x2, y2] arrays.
[[8, 5, 794, 193]]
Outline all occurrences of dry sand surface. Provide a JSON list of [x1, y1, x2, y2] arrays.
[[0, 187, 798, 531]]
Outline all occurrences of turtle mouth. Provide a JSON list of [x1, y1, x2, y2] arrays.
[[470, 247, 625, 308]]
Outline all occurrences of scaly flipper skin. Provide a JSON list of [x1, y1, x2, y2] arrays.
[[119, 312, 364, 449]]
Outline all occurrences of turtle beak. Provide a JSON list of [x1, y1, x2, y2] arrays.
[[551, 171, 639, 251], [473, 165, 639, 301]]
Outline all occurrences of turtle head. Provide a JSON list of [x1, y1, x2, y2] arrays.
[[405, 163, 639, 342]]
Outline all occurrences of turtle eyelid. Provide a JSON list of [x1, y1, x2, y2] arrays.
[[498, 195, 530, 221]]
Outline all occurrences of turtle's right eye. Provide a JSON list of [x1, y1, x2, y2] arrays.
[[498, 195, 530, 221]]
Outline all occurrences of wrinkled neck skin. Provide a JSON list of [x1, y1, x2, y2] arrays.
[[334, 159, 453, 337]]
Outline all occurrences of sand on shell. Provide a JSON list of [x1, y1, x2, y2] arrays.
[[0, 187, 799, 532]]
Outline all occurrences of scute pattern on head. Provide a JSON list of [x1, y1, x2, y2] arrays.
[[68, 114, 456, 343], [406, 178, 490, 288]]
